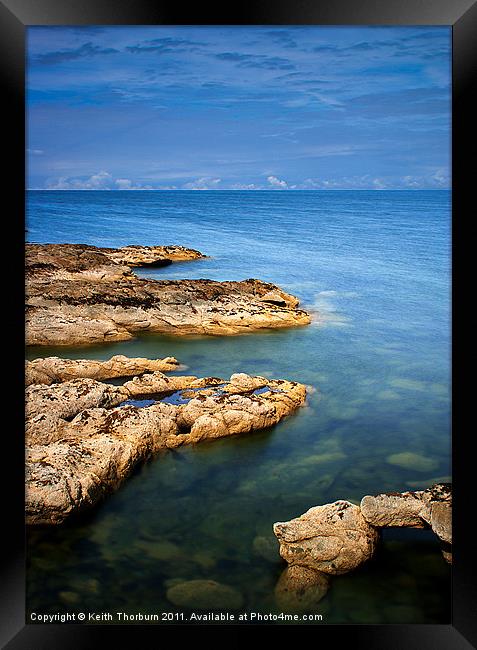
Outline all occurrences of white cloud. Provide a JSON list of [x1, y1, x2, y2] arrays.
[[45, 171, 155, 190], [115, 178, 132, 189], [430, 168, 449, 186], [45, 176, 86, 190], [42, 169, 450, 192], [311, 93, 344, 108], [300, 175, 385, 189], [283, 97, 310, 108], [267, 175, 288, 189], [281, 93, 343, 110], [27, 148, 44, 156], [182, 177, 222, 190], [230, 182, 260, 189], [301, 171, 451, 190], [115, 178, 154, 190], [402, 175, 420, 187], [401, 169, 450, 188], [301, 178, 322, 189], [46, 170, 113, 190], [88, 171, 113, 188]]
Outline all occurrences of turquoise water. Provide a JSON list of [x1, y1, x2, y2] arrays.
[[26, 190, 451, 623]]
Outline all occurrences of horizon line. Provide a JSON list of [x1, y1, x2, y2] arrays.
[[26, 187, 451, 192]]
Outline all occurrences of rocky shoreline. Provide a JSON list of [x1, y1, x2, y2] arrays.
[[25, 354, 182, 386], [26, 243, 311, 345], [25, 243, 311, 524], [26, 356, 307, 525]]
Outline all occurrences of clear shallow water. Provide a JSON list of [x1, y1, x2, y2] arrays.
[[26, 190, 451, 624]]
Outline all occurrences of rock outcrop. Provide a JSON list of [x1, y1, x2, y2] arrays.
[[361, 484, 452, 567], [176, 378, 305, 443], [121, 372, 223, 398], [360, 491, 426, 528], [361, 483, 452, 547], [25, 354, 180, 386], [101, 244, 206, 267], [26, 370, 306, 525], [273, 484, 452, 579], [221, 373, 268, 394], [26, 242, 205, 273], [26, 243, 311, 345], [274, 501, 379, 575], [418, 483, 452, 546], [26, 379, 128, 445]]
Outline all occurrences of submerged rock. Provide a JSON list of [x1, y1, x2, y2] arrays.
[[405, 475, 451, 489], [26, 243, 310, 345], [273, 501, 379, 575], [386, 452, 438, 473], [25, 354, 180, 386], [134, 539, 183, 562], [26, 371, 307, 525], [59, 591, 80, 605], [274, 565, 329, 612], [252, 535, 280, 563], [299, 451, 346, 466], [166, 579, 243, 610]]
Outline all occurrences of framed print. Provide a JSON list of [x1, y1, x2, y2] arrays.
[[1, 0, 476, 647]]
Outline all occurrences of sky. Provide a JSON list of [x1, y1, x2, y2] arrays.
[[27, 26, 451, 190]]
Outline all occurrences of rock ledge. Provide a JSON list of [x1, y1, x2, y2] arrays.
[[26, 243, 311, 345], [26, 362, 306, 525]]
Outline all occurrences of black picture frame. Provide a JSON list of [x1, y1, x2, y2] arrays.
[[1, 0, 475, 647]]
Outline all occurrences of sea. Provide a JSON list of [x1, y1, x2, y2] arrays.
[[26, 189, 451, 624]]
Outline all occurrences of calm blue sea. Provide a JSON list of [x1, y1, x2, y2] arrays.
[[26, 189, 451, 623]]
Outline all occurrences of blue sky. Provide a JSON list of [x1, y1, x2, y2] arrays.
[[27, 26, 451, 190]]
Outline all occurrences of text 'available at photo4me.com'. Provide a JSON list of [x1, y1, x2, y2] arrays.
[[29, 610, 325, 624]]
